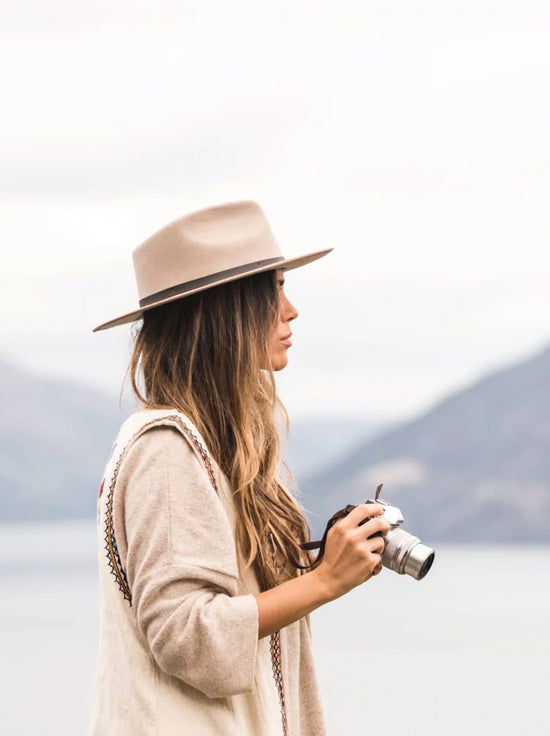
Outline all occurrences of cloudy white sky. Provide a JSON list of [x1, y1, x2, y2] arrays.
[[1, 0, 549, 420]]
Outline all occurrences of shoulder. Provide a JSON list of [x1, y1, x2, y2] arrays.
[[122, 423, 206, 484], [111, 409, 227, 515], [131, 423, 190, 457], [117, 407, 198, 440], [114, 419, 225, 537], [115, 409, 208, 464]]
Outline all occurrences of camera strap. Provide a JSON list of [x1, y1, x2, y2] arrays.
[[289, 504, 358, 570], [290, 486, 384, 570]]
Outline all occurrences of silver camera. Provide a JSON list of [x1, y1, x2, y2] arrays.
[[298, 484, 435, 580], [365, 486, 435, 581]]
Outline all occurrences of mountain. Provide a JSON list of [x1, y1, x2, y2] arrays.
[[0, 358, 374, 522], [302, 346, 550, 543], [0, 358, 127, 521], [282, 418, 388, 478], [4, 345, 550, 542]]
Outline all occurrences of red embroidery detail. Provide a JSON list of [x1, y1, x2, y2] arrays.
[[98, 479, 105, 498]]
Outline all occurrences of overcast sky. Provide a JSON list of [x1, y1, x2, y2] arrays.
[[1, 0, 550, 420]]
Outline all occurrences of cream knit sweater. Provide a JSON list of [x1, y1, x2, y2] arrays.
[[88, 409, 326, 736]]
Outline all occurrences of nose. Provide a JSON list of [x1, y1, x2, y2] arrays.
[[282, 294, 298, 322]]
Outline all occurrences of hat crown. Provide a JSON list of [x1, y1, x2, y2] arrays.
[[133, 200, 282, 300]]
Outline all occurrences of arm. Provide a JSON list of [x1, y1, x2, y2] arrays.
[[114, 426, 259, 698], [115, 426, 389, 680], [255, 504, 390, 638]]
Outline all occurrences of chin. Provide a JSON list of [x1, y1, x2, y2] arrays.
[[271, 354, 289, 372]]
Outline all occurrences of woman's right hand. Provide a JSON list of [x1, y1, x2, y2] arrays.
[[255, 504, 391, 637], [312, 504, 391, 601]]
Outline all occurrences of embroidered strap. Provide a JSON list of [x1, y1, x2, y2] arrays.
[[102, 413, 289, 734], [270, 630, 288, 736]]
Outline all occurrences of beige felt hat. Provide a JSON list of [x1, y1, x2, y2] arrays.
[[93, 200, 332, 332]]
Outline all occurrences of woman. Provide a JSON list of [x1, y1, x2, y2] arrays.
[[89, 201, 389, 736]]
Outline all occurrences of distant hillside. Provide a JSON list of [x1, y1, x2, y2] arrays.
[[303, 346, 550, 543], [0, 358, 126, 521], [4, 347, 550, 541], [282, 418, 387, 479], [0, 358, 374, 522]]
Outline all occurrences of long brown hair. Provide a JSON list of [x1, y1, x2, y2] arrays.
[[128, 270, 311, 590]]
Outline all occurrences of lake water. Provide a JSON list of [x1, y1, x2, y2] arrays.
[[0, 520, 548, 735]]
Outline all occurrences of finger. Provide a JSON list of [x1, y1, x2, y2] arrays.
[[364, 536, 385, 557], [337, 503, 384, 529], [352, 515, 391, 540]]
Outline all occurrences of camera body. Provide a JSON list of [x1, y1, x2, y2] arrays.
[[365, 496, 435, 580]]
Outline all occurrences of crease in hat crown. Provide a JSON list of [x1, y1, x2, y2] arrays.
[[135, 200, 281, 302], [93, 199, 332, 332]]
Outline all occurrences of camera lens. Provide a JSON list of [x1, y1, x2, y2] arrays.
[[402, 542, 435, 580], [418, 551, 435, 580], [382, 529, 435, 580], [421, 551, 435, 578]]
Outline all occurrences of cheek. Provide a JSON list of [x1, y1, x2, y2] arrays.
[[269, 319, 281, 348], [268, 334, 280, 357]]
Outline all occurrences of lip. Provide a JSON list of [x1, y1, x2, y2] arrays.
[[280, 333, 293, 347]]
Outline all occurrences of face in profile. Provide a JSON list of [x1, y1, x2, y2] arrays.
[[268, 270, 299, 371]]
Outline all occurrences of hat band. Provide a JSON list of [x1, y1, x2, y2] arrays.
[[138, 256, 285, 308]]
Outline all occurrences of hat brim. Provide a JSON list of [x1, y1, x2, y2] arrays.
[[92, 247, 332, 332]]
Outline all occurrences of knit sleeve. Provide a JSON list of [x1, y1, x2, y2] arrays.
[[113, 425, 259, 699]]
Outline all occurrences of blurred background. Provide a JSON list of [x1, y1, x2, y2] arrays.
[[1, 1, 549, 734]]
